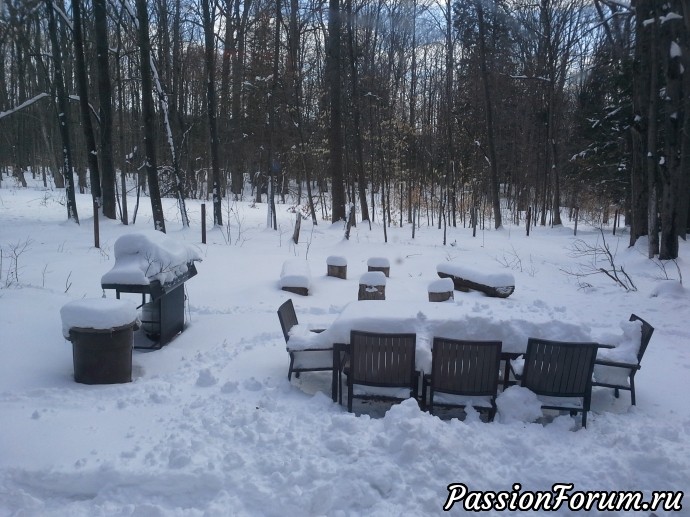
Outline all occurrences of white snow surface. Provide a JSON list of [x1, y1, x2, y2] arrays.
[[101, 230, 201, 286], [1, 180, 690, 516], [437, 261, 515, 288], [60, 298, 139, 338]]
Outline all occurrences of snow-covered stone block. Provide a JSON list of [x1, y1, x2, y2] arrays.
[[428, 277, 455, 302], [327, 255, 347, 279], [367, 256, 390, 277], [358, 271, 386, 300], [280, 259, 312, 296]]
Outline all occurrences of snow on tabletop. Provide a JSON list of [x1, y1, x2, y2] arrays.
[[280, 259, 311, 289], [428, 277, 454, 293], [367, 256, 390, 267], [437, 261, 515, 288], [360, 271, 387, 286], [60, 298, 139, 338], [326, 255, 347, 267], [100, 230, 201, 286]]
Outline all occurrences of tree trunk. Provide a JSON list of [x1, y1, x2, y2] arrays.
[[476, 2, 502, 229], [202, 0, 223, 226], [327, 0, 346, 222], [346, 0, 370, 223], [646, 5, 659, 258], [136, 0, 166, 232], [46, 0, 79, 223], [94, 0, 116, 219], [72, 0, 102, 210]]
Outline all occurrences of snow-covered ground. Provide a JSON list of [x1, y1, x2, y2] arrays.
[[1, 178, 689, 516]]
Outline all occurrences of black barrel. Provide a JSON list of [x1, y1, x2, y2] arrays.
[[69, 323, 135, 384]]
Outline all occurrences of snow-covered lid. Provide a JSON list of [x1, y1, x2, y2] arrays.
[[61, 298, 139, 338], [101, 230, 201, 286], [327, 255, 347, 267], [428, 277, 455, 293], [436, 262, 514, 288], [360, 271, 386, 286], [367, 257, 390, 267]]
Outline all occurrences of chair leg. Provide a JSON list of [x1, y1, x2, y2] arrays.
[[630, 377, 636, 406], [488, 403, 497, 422], [287, 353, 295, 381], [347, 382, 353, 413]]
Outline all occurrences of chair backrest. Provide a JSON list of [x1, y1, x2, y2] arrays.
[[521, 338, 599, 398], [629, 314, 654, 364], [277, 299, 298, 343], [431, 338, 502, 396], [349, 330, 416, 387]]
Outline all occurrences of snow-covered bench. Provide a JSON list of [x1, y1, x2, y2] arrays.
[[437, 262, 515, 298], [280, 259, 312, 296]]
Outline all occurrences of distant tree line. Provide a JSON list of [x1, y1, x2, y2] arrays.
[[0, 0, 687, 258]]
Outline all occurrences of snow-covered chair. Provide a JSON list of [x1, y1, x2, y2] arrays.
[[592, 314, 654, 406], [423, 337, 502, 420], [277, 299, 331, 388], [339, 330, 419, 413], [513, 338, 599, 428]]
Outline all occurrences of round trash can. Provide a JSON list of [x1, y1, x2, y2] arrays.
[[69, 324, 135, 384], [61, 298, 139, 385]]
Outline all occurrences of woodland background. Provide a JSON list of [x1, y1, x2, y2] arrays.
[[0, 0, 688, 259]]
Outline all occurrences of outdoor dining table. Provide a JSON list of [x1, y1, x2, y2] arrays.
[[306, 299, 596, 401]]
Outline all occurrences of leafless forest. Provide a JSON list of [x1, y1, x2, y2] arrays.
[[0, 0, 687, 258]]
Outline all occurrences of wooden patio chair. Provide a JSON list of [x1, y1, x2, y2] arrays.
[[339, 330, 419, 413], [423, 338, 502, 420], [592, 314, 654, 405], [516, 338, 600, 428], [277, 299, 329, 384]]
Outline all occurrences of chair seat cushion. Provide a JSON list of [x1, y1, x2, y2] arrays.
[[290, 349, 333, 369], [352, 385, 413, 399], [286, 324, 328, 350], [593, 365, 632, 387], [537, 395, 584, 410], [431, 392, 494, 409]]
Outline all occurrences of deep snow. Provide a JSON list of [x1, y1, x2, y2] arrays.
[[1, 178, 689, 516]]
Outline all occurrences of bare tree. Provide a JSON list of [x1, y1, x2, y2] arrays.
[[45, 0, 79, 223], [327, 0, 346, 223], [135, 0, 166, 232], [202, 0, 223, 227]]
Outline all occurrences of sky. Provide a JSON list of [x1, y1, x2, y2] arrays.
[[0, 174, 689, 516]]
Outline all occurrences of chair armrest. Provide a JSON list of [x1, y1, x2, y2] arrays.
[[597, 344, 616, 349], [507, 355, 524, 381], [594, 359, 641, 370]]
